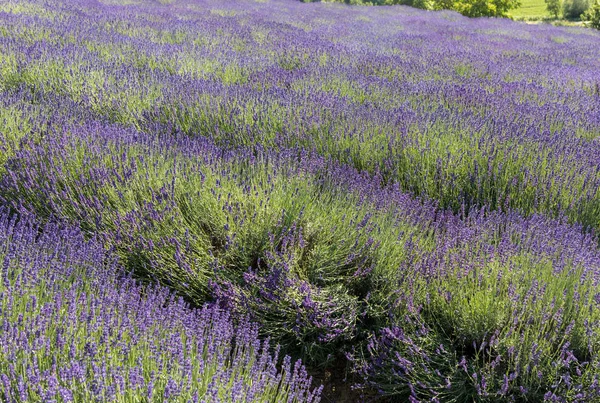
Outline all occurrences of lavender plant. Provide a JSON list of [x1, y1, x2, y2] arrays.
[[0, 123, 420, 365], [351, 210, 600, 401], [0, 212, 322, 402]]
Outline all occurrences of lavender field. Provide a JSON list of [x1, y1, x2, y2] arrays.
[[1, 0, 600, 401]]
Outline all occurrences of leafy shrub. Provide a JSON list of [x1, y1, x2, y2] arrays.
[[545, 0, 562, 17], [302, 0, 520, 15], [562, 0, 590, 18], [583, 0, 600, 27], [439, 0, 521, 17]]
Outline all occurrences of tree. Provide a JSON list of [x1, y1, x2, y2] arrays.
[[433, 0, 520, 16], [562, 0, 590, 18], [302, 0, 522, 17], [545, 0, 561, 18], [583, 0, 600, 27]]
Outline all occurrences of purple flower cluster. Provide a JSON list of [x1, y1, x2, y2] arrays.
[[0, 213, 322, 402]]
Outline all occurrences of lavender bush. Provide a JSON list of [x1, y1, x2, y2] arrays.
[[0, 213, 321, 402], [0, 123, 414, 365]]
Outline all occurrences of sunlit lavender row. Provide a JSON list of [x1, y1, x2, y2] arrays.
[[0, 213, 321, 402]]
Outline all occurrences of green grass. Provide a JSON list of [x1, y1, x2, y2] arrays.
[[509, 0, 550, 18]]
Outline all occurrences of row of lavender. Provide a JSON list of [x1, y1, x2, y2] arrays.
[[3, 112, 600, 400], [2, 0, 600, 401], [1, 0, 600, 232], [0, 212, 321, 402]]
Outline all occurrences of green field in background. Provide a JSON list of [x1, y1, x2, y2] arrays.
[[509, 0, 550, 18]]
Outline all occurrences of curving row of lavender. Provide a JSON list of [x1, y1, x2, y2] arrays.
[[1, 0, 600, 401]]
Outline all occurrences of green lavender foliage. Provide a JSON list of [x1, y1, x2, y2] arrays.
[[0, 127, 430, 364]]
